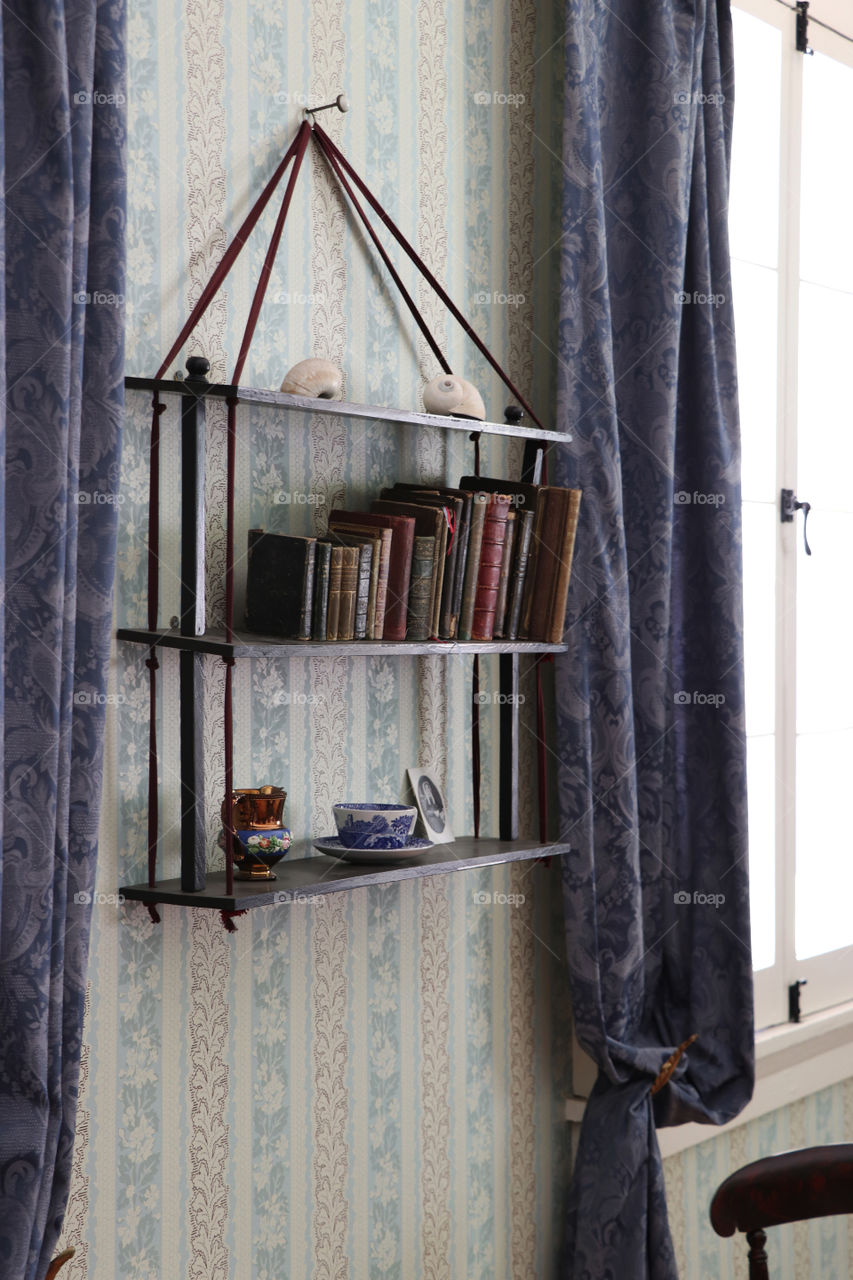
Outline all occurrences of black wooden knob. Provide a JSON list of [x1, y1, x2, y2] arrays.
[[186, 356, 210, 380], [505, 404, 524, 424]]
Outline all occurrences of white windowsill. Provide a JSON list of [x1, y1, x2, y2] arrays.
[[563, 999, 853, 1158]]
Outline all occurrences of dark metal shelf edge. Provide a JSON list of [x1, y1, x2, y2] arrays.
[[124, 375, 571, 443], [116, 628, 569, 656], [119, 838, 570, 911]]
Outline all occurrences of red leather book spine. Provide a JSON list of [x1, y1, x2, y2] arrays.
[[471, 495, 511, 641]]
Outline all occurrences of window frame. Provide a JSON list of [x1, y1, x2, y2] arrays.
[[734, 0, 853, 1029]]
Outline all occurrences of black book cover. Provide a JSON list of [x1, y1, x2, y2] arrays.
[[245, 529, 317, 640]]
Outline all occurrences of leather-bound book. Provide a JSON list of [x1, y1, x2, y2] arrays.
[[471, 494, 512, 641], [324, 528, 375, 638], [378, 490, 448, 638], [312, 540, 332, 641], [389, 485, 465, 639], [492, 509, 516, 638], [407, 535, 436, 641], [458, 494, 489, 642], [337, 546, 360, 641], [504, 508, 534, 641], [372, 500, 447, 638], [245, 529, 317, 640], [328, 518, 393, 639], [519, 498, 547, 638], [326, 545, 344, 642], [327, 510, 414, 641], [539, 487, 582, 642], [527, 486, 582, 642]]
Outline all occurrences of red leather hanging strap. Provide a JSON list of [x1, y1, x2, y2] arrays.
[[310, 128, 451, 376], [145, 122, 311, 896], [312, 122, 545, 432]]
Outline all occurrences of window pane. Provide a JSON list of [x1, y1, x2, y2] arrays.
[[732, 260, 778, 504], [796, 510, 853, 734], [797, 282, 853, 513], [801, 53, 853, 293], [796, 729, 853, 959], [729, 8, 781, 268], [742, 501, 776, 737], [747, 733, 775, 971]]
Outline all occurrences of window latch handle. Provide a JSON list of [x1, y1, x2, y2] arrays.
[[780, 488, 812, 556]]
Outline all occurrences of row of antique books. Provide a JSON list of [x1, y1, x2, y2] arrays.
[[245, 476, 582, 644]]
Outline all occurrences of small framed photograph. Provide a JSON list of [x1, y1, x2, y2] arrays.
[[407, 768, 454, 844]]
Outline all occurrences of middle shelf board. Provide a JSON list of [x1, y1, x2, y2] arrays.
[[119, 836, 570, 912], [117, 628, 569, 658]]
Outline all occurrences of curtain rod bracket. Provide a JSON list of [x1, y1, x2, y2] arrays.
[[796, 2, 813, 55]]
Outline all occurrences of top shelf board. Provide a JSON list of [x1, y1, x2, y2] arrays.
[[124, 375, 572, 444]]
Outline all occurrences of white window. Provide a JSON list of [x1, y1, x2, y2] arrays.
[[732, 0, 853, 1027]]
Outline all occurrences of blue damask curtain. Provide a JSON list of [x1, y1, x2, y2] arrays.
[[0, 3, 125, 1277], [553, 2, 754, 1275]]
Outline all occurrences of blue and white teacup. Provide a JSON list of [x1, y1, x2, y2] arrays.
[[332, 802, 418, 850]]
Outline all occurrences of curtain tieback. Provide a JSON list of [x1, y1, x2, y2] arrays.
[[650, 1033, 698, 1096]]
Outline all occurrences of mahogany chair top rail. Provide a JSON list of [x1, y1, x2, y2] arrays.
[[710, 1143, 853, 1238]]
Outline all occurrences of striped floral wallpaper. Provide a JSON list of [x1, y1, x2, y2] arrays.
[[54, 1, 850, 1275], [57, 0, 574, 1277]]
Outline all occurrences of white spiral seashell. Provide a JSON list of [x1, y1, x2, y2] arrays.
[[280, 357, 343, 400], [422, 373, 486, 421]]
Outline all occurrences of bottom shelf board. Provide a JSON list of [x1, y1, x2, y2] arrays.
[[120, 836, 569, 912]]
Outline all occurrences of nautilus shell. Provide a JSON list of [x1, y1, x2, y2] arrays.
[[281, 358, 343, 400], [422, 373, 486, 421]]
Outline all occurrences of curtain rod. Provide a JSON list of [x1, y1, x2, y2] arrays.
[[771, 0, 853, 47]]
